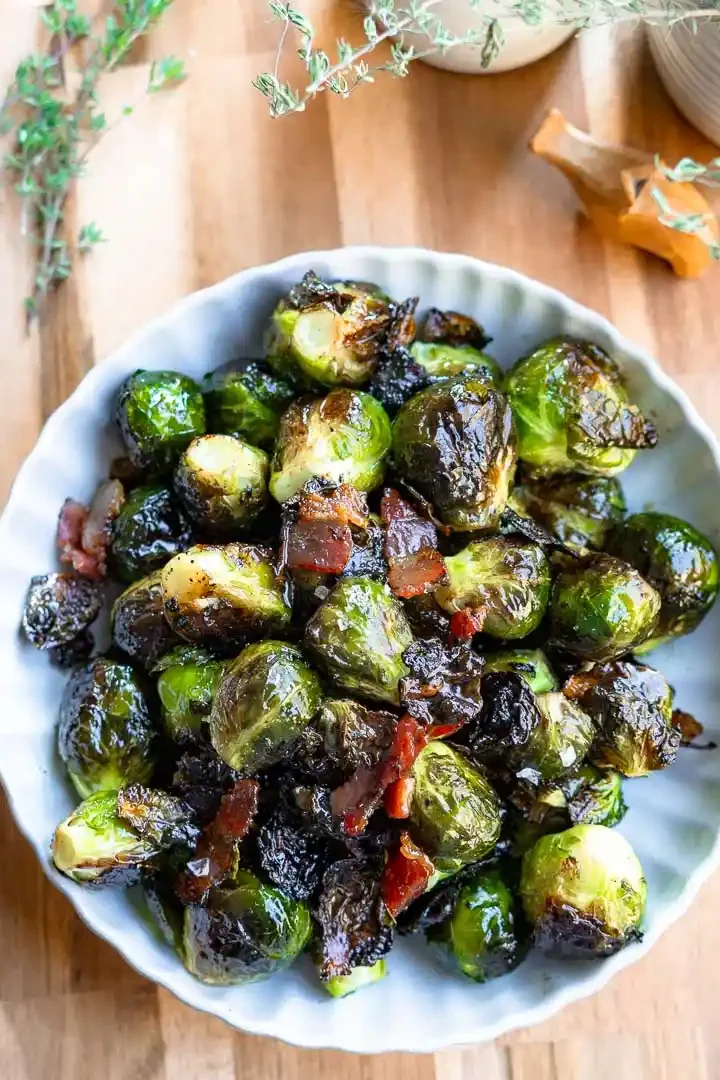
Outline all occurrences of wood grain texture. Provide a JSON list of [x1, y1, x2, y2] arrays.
[[1, 2, 720, 1076]]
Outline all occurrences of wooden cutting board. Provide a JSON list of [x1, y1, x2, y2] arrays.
[[1, 3, 719, 1076]]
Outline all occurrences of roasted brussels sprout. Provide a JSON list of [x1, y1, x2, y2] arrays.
[[110, 484, 192, 582], [521, 692, 595, 782], [561, 765, 626, 827], [419, 307, 490, 350], [153, 645, 226, 743], [391, 377, 516, 531], [409, 341, 502, 384], [436, 538, 551, 639], [174, 434, 269, 534], [606, 511, 719, 649], [269, 389, 392, 504], [431, 865, 523, 982], [182, 868, 312, 985], [116, 370, 206, 474], [483, 649, 558, 694], [367, 347, 429, 414], [209, 640, 322, 773], [313, 856, 393, 978], [22, 573, 102, 651], [111, 569, 179, 670], [115, 784, 200, 848], [550, 554, 661, 660], [160, 543, 291, 646], [324, 959, 387, 998], [509, 475, 626, 551], [520, 824, 646, 955], [58, 657, 156, 798], [307, 698, 397, 780], [565, 660, 679, 776], [304, 577, 413, 703], [409, 742, 501, 873], [203, 361, 295, 448], [52, 789, 158, 887], [504, 338, 656, 477], [266, 273, 392, 388]]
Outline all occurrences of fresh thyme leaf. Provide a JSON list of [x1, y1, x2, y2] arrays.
[[78, 221, 107, 253], [148, 55, 188, 93]]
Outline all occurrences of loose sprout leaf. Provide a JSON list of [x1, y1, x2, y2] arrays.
[[313, 858, 393, 979]]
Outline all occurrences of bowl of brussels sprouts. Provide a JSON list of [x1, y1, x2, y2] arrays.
[[2, 247, 720, 1053]]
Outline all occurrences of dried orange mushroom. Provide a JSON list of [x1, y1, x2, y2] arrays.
[[530, 109, 718, 278]]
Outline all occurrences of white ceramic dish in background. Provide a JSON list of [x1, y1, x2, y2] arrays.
[[1, 248, 720, 1053], [648, 17, 720, 147]]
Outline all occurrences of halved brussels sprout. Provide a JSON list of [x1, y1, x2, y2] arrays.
[[391, 377, 516, 531], [58, 657, 156, 798], [409, 741, 501, 873], [209, 640, 322, 773], [304, 577, 413, 703], [153, 645, 226, 743], [266, 273, 392, 388], [203, 361, 296, 448], [483, 649, 558, 694], [520, 824, 646, 955], [160, 543, 291, 646], [606, 511, 719, 649], [504, 338, 656, 477], [521, 691, 594, 782], [409, 341, 502, 385], [431, 865, 523, 982], [324, 959, 387, 998], [116, 370, 206, 474], [110, 484, 192, 582], [509, 475, 626, 551], [111, 569, 179, 670], [550, 553, 661, 660], [436, 537, 551, 639], [52, 789, 158, 887], [174, 434, 269, 534], [269, 389, 391, 504], [182, 868, 312, 985]]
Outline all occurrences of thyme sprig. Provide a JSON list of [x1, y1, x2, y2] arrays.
[[652, 155, 720, 260]]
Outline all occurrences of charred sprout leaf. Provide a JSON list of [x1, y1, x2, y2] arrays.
[[313, 857, 393, 979], [161, 543, 291, 646], [520, 824, 646, 956], [504, 338, 656, 478], [111, 569, 179, 670], [255, 806, 332, 901], [509, 475, 626, 552], [52, 789, 158, 887], [392, 377, 516, 531], [203, 361, 295, 449], [174, 434, 269, 535], [565, 660, 679, 776], [304, 577, 413, 703], [312, 699, 397, 778], [110, 484, 192, 582], [324, 958, 387, 997], [266, 274, 393, 388], [116, 785, 200, 849], [22, 573, 102, 650], [419, 308, 490, 350], [563, 765, 627, 827], [550, 554, 661, 661], [410, 342, 501, 385], [58, 658, 156, 799], [437, 537, 551, 640], [606, 511, 719, 649], [521, 691, 595, 782], [367, 347, 429, 414], [454, 671, 539, 762], [269, 389, 392, 504], [400, 637, 484, 730], [154, 645, 226, 744], [49, 628, 95, 669], [410, 742, 501, 873], [483, 649, 558, 694], [209, 641, 322, 774], [386, 296, 418, 352], [182, 868, 311, 985], [171, 745, 239, 825], [116, 370, 206, 474]]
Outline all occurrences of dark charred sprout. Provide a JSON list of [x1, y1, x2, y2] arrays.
[[313, 857, 393, 979], [562, 765, 626, 827], [391, 376, 516, 531], [367, 347, 429, 414], [58, 658, 156, 799], [504, 338, 656, 477], [550, 554, 661, 660], [255, 805, 332, 901], [269, 389, 392, 504], [110, 484, 192, 582], [419, 308, 490, 350], [307, 698, 398, 781], [400, 637, 484, 730], [454, 671, 540, 763], [52, 789, 159, 887], [116, 785, 200, 849], [22, 573, 102, 651], [174, 434, 269, 535], [152, 645, 226, 744], [171, 744, 239, 825], [160, 543, 291, 646], [111, 570, 179, 670], [116, 370, 206, 474], [304, 577, 413, 703], [520, 824, 646, 956], [483, 649, 558, 694], [606, 511, 719, 650], [509, 475, 626, 551], [202, 361, 295, 448]]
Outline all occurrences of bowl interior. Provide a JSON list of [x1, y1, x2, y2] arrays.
[[1, 248, 719, 1053]]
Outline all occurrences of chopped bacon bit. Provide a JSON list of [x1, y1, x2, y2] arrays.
[[175, 778, 259, 904], [57, 480, 125, 580], [331, 714, 428, 836], [286, 520, 353, 574], [384, 776, 416, 819], [672, 708, 704, 743], [427, 719, 466, 741], [381, 832, 434, 918], [380, 488, 447, 598], [562, 671, 601, 700], [299, 484, 368, 528], [449, 607, 486, 641], [388, 550, 447, 599]]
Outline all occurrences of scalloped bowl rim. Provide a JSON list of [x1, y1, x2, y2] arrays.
[[1, 246, 719, 1053]]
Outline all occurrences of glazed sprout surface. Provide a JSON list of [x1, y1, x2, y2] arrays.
[[22, 270, 716, 998]]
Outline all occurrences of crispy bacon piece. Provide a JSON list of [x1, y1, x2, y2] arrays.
[[672, 708, 704, 744], [449, 607, 486, 641], [175, 778, 259, 904], [384, 776, 415, 819], [331, 714, 428, 836], [381, 832, 434, 919], [57, 480, 125, 580], [563, 670, 602, 700], [286, 520, 353, 574], [299, 484, 368, 527], [381, 488, 447, 599]]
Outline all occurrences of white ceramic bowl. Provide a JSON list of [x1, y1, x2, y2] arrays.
[[2, 248, 720, 1053]]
